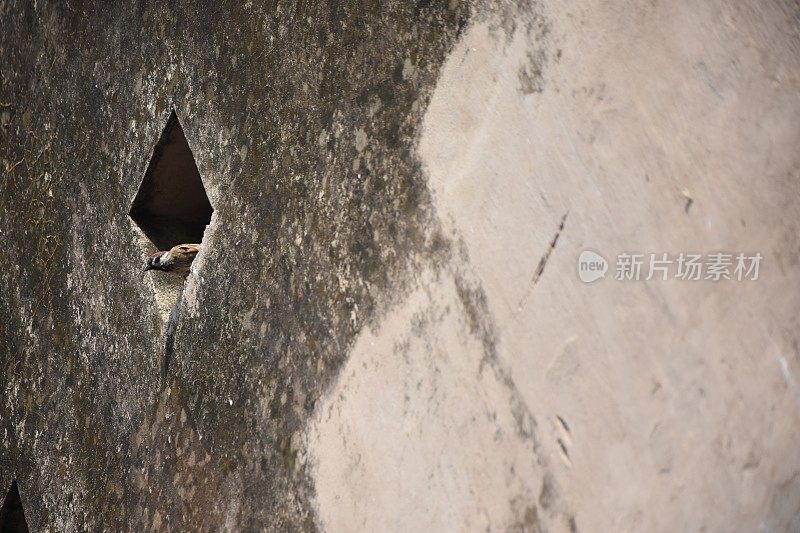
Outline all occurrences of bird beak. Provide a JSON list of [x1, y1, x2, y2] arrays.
[[143, 264, 153, 273]]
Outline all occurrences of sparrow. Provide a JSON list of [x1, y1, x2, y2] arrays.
[[143, 243, 201, 278]]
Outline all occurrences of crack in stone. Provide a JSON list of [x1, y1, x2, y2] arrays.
[[163, 293, 182, 378], [516, 211, 568, 312], [531, 211, 568, 288]]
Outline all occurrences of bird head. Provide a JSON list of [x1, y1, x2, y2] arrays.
[[143, 251, 168, 272]]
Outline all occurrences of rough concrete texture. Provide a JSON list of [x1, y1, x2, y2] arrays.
[[1, 0, 799, 531]]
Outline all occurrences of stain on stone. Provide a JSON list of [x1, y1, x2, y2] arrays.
[[509, 501, 544, 533], [568, 514, 578, 532], [454, 274, 497, 358], [453, 272, 539, 446], [538, 472, 558, 511], [474, 0, 554, 95], [519, 48, 548, 94]]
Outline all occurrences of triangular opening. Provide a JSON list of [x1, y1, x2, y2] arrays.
[[0, 480, 30, 533], [129, 109, 213, 323], [129, 109, 213, 251]]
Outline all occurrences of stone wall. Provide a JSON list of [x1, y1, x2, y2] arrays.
[[1, 0, 799, 531]]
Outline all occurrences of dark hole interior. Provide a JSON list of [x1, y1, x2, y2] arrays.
[[0, 480, 29, 533], [129, 110, 213, 251]]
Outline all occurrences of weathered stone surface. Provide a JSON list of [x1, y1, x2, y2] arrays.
[[0, 0, 469, 529], [1, 0, 799, 531]]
